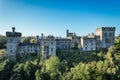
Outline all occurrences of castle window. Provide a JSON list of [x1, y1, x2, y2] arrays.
[[105, 33, 107, 37], [85, 47, 87, 50], [62, 45, 64, 48], [109, 33, 112, 36], [10, 39, 12, 42], [44, 41, 46, 44], [91, 43, 93, 46], [10, 45, 12, 49], [105, 39, 108, 43], [91, 47, 93, 50], [68, 46, 70, 49], [57, 42, 60, 45], [105, 39, 111, 43], [108, 39, 111, 43], [65, 45, 67, 49], [51, 48, 53, 52], [96, 42, 99, 45], [10, 50, 12, 53], [28, 49, 29, 52], [51, 42, 53, 44]]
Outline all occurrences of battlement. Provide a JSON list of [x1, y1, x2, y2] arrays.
[[6, 27, 22, 37], [96, 27, 116, 31]]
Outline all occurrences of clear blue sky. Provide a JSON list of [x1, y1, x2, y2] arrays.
[[0, 0, 120, 37]]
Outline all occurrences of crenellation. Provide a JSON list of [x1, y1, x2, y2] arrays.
[[101, 27, 116, 31]]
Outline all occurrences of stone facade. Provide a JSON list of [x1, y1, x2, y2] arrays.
[[39, 36, 56, 60], [18, 43, 40, 56], [6, 27, 116, 60], [6, 27, 21, 61], [71, 37, 81, 48], [81, 34, 100, 51], [56, 38, 71, 50], [81, 27, 115, 51], [96, 27, 115, 48]]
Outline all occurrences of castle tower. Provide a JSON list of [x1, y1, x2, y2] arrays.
[[40, 37, 56, 60], [6, 27, 22, 61], [66, 29, 69, 37], [96, 27, 115, 48], [36, 35, 39, 43], [66, 29, 74, 39]]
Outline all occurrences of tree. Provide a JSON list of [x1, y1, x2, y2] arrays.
[[0, 59, 14, 80], [77, 42, 82, 49], [35, 69, 50, 80], [42, 56, 61, 80], [0, 35, 6, 49], [24, 61, 32, 79], [24, 61, 38, 80], [10, 63, 25, 80]]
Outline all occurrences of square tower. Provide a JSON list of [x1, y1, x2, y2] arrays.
[[39, 35, 56, 60], [6, 27, 22, 61], [96, 27, 115, 48]]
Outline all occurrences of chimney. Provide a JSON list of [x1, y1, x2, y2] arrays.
[[66, 29, 69, 37], [41, 33, 43, 38], [67, 29, 69, 34], [36, 35, 39, 43], [12, 27, 15, 33]]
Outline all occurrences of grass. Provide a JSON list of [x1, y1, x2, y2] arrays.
[[0, 49, 7, 59]]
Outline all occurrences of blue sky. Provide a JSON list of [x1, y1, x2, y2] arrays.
[[0, 0, 120, 37]]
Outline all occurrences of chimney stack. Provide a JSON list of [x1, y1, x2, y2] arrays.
[[41, 33, 43, 38], [36, 35, 39, 43], [66, 29, 69, 37], [12, 27, 15, 33]]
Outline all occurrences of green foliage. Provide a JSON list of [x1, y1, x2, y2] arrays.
[[21, 37, 37, 43], [10, 63, 25, 80], [10, 60, 39, 80], [0, 59, 14, 80], [0, 35, 6, 49], [19, 53, 38, 62], [35, 69, 50, 80], [57, 50, 103, 69], [42, 56, 61, 80], [34, 56, 61, 80], [60, 44, 120, 80]]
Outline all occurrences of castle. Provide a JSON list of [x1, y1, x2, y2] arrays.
[[6, 27, 115, 61]]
